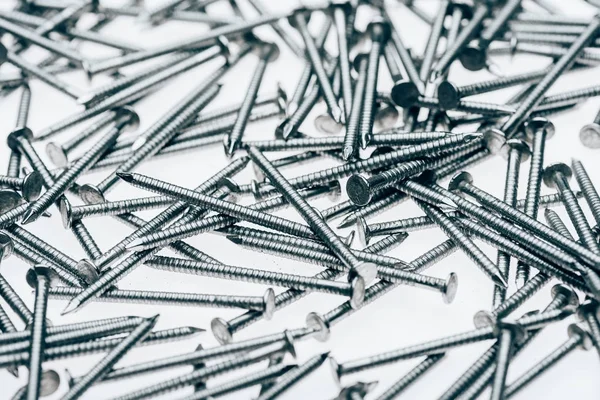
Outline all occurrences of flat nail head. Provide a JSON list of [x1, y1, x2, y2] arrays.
[[473, 310, 495, 329], [114, 106, 141, 132], [576, 299, 598, 321], [59, 197, 73, 229], [448, 171, 473, 193], [39, 369, 61, 397], [0, 232, 14, 259], [500, 139, 531, 162], [350, 276, 366, 309], [287, 7, 311, 28], [367, 18, 391, 42], [6, 127, 33, 151], [76, 259, 100, 285], [551, 284, 580, 307], [22, 171, 43, 201], [437, 81, 460, 110], [263, 288, 276, 320], [497, 321, 527, 344], [443, 272, 459, 304], [524, 117, 555, 141], [305, 312, 330, 342], [346, 175, 372, 206], [211, 317, 233, 344], [391, 80, 420, 108], [349, 261, 378, 285], [459, 43, 487, 72], [78, 183, 106, 204], [25, 265, 56, 288], [483, 128, 507, 154], [45, 142, 69, 167], [567, 324, 594, 350], [542, 163, 573, 188], [579, 123, 600, 148]]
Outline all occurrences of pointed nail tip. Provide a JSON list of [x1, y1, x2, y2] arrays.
[[282, 125, 295, 140], [337, 217, 355, 229], [61, 300, 81, 315], [116, 172, 134, 182], [20, 210, 37, 225], [125, 241, 146, 252], [493, 273, 509, 289], [342, 146, 354, 161], [225, 142, 237, 158], [189, 326, 206, 333], [226, 235, 243, 244]]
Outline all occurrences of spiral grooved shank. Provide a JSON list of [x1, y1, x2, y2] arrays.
[[15, 83, 31, 128], [502, 17, 600, 138], [113, 342, 290, 400], [224, 233, 405, 336], [341, 191, 407, 227], [338, 328, 495, 377], [582, 312, 600, 355], [256, 353, 328, 400], [493, 274, 549, 320], [458, 219, 586, 292], [6, 152, 21, 178], [405, 182, 580, 269], [0, 305, 17, 333], [256, 133, 480, 197], [8, 225, 83, 280], [323, 281, 393, 327], [542, 83, 600, 105], [94, 157, 248, 269], [409, 239, 457, 273], [17, 139, 54, 188], [50, 286, 266, 310], [359, 41, 382, 147], [125, 173, 315, 239], [36, 47, 224, 140], [226, 53, 269, 154], [505, 336, 581, 398], [377, 354, 444, 400], [27, 272, 50, 400], [0, 327, 201, 368], [97, 82, 221, 193], [441, 292, 572, 400], [147, 256, 354, 297], [0, 275, 32, 324], [11, 241, 81, 287], [438, 346, 497, 400], [417, 201, 500, 285], [70, 221, 102, 260], [62, 317, 157, 400], [0, 317, 141, 354], [572, 159, 600, 225], [459, 67, 549, 98], [103, 328, 305, 382], [82, 54, 188, 106], [553, 174, 600, 253]]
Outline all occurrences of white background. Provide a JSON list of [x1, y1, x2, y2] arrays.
[[1, 0, 600, 398]]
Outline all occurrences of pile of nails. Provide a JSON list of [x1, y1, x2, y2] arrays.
[[0, 0, 600, 398]]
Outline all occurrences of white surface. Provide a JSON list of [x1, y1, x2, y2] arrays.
[[1, 0, 600, 399]]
